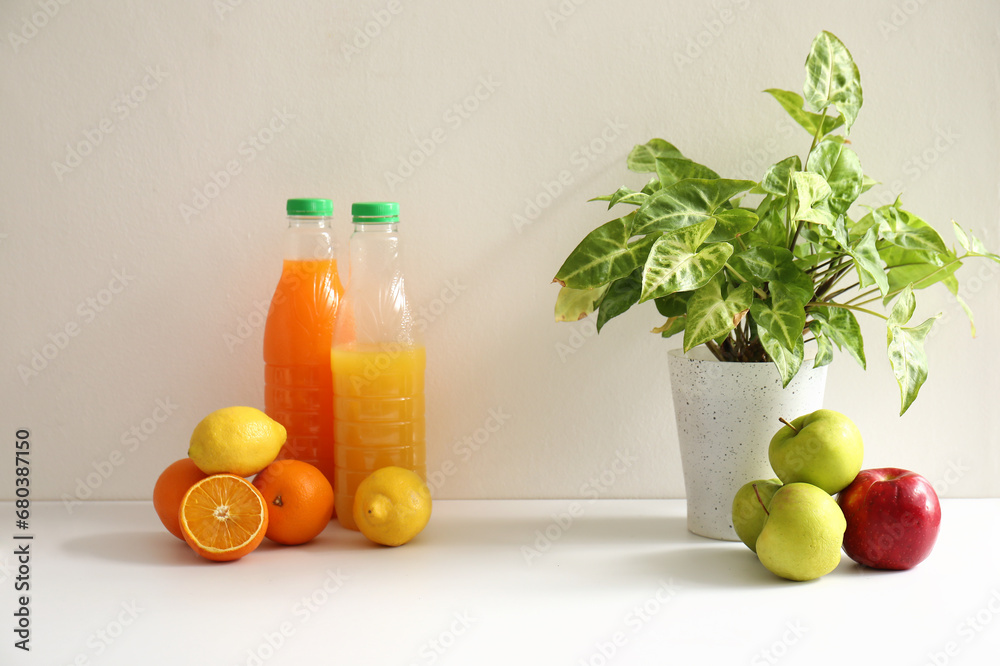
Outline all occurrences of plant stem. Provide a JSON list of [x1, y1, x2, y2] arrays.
[[808, 300, 889, 320], [725, 263, 769, 300], [844, 287, 879, 304], [705, 340, 727, 362], [807, 256, 840, 275]]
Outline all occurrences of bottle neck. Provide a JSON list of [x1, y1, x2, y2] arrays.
[[288, 215, 333, 230], [352, 221, 398, 234], [337, 220, 414, 346], [284, 215, 336, 261]]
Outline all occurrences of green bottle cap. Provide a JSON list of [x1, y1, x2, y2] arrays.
[[286, 198, 333, 216], [351, 201, 399, 223]]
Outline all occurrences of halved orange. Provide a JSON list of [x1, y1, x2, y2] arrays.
[[179, 474, 268, 562]]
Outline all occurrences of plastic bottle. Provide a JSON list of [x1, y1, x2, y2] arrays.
[[331, 201, 426, 530], [263, 198, 343, 489]]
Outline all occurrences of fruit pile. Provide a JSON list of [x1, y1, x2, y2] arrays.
[[153, 406, 432, 561], [732, 409, 941, 581]]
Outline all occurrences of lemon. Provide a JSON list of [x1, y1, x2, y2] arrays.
[[188, 406, 286, 477], [353, 467, 432, 546]]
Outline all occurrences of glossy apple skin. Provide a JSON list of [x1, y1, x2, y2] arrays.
[[837, 468, 941, 570]]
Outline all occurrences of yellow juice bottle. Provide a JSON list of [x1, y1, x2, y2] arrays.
[[331, 202, 426, 529]]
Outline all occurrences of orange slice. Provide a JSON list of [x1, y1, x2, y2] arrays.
[[179, 474, 268, 562]]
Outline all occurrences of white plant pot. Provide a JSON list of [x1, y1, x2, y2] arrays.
[[667, 347, 828, 541]]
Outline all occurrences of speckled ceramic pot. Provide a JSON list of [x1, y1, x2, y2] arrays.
[[667, 347, 828, 541]]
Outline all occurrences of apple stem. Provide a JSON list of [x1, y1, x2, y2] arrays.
[[753, 483, 769, 516], [778, 417, 798, 433]]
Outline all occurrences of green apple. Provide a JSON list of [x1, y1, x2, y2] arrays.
[[731, 479, 782, 552], [756, 482, 847, 581], [768, 409, 863, 494]]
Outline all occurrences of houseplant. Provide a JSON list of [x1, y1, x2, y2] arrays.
[[552, 31, 998, 538]]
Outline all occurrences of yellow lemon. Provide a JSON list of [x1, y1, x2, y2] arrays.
[[188, 406, 286, 477], [353, 467, 432, 547]]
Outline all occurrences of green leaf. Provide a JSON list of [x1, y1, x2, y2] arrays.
[[639, 220, 733, 302], [764, 89, 845, 137], [757, 324, 804, 387], [850, 226, 890, 296], [553, 213, 656, 289], [633, 178, 756, 236], [887, 284, 916, 327], [711, 208, 759, 241], [760, 156, 803, 196], [953, 292, 976, 337], [590, 186, 649, 209], [887, 315, 939, 415], [745, 196, 789, 248], [880, 244, 961, 295], [952, 221, 1000, 263], [803, 31, 863, 131], [750, 291, 807, 353], [596, 270, 642, 332], [953, 221, 970, 251], [878, 207, 947, 254], [655, 158, 720, 189], [554, 284, 609, 322], [655, 291, 691, 318], [810, 306, 866, 369], [791, 172, 835, 226], [806, 140, 863, 216], [808, 320, 835, 368], [683, 279, 753, 352], [627, 139, 684, 173], [730, 246, 815, 304]]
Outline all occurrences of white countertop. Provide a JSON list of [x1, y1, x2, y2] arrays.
[[4, 499, 999, 665]]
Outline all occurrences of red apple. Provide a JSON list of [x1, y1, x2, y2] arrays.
[[837, 468, 941, 570]]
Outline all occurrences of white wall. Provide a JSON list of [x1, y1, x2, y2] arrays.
[[2, 0, 998, 503]]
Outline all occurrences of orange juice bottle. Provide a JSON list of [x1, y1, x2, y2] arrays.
[[332, 202, 426, 530], [264, 198, 343, 490]]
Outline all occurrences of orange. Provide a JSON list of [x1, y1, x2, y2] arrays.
[[153, 458, 209, 540], [252, 460, 335, 545], [178, 474, 268, 562]]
